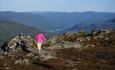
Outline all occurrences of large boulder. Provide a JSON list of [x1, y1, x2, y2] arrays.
[[44, 32, 82, 49], [0, 34, 38, 54]]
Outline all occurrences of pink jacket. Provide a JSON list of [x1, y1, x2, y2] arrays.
[[35, 33, 46, 43]]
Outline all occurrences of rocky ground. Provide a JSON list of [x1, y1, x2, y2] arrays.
[[0, 29, 115, 70]]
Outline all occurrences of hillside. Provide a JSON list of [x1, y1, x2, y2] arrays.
[[0, 20, 40, 46], [0, 11, 115, 32], [0, 29, 115, 70], [66, 17, 115, 32]]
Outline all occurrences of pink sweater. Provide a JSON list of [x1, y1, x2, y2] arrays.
[[35, 33, 46, 43]]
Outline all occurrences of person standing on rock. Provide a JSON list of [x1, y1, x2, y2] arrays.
[[35, 32, 46, 54]]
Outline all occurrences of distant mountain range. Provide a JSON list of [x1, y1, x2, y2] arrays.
[[0, 11, 115, 32], [66, 17, 115, 32]]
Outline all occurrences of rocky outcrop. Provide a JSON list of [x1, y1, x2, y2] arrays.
[[0, 34, 37, 53], [0, 29, 115, 70], [44, 29, 115, 49], [0, 34, 58, 62]]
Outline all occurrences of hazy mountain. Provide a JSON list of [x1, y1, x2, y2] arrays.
[[66, 17, 115, 32], [0, 11, 63, 32], [0, 11, 115, 32], [0, 20, 40, 46]]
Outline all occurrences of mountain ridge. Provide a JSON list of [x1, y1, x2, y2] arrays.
[[0, 11, 115, 32]]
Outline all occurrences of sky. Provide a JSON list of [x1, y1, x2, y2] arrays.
[[0, 0, 115, 12]]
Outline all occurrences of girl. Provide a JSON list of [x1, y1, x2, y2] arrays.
[[35, 32, 46, 54]]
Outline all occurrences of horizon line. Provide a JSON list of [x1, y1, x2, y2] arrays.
[[0, 10, 115, 13]]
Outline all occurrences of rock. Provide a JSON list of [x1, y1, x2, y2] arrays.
[[3, 63, 8, 67], [86, 36, 91, 41], [8, 35, 37, 50], [0, 56, 3, 60], [14, 58, 30, 65], [23, 58, 29, 65], [0, 34, 38, 56], [91, 44, 95, 47], [64, 32, 78, 37], [26, 53, 34, 57], [40, 55, 56, 61], [62, 41, 82, 49], [76, 37, 85, 42], [14, 59, 23, 65], [4, 67, 10, 70], [27, 47, 39, 55], [105, 37, 109, 40], [101, 29, 112, 34], [48, 41, 82, 49], [49, 45, 63, 49], [65, 60, 74, 65]]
